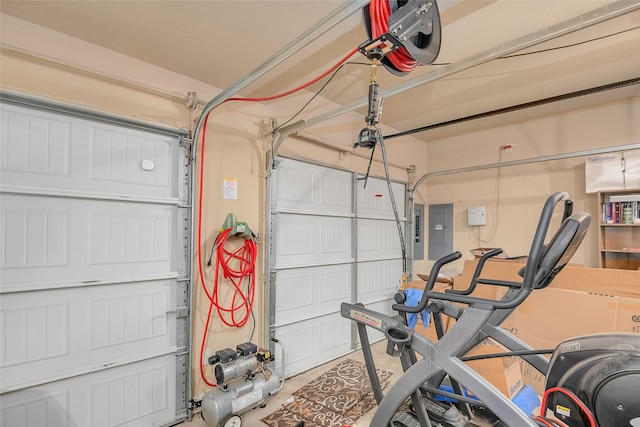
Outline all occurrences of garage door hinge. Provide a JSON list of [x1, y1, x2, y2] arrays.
[[167, 306, 189, 319]]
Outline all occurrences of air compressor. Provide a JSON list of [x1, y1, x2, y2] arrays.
[[201, 339, 285, 427]]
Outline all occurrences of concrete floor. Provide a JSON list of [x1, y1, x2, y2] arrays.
[[180, 340, 406, 427], [178, 340, 515, 427]]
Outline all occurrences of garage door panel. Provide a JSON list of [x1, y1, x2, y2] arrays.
[[357, 219, 404, 260], [1, 207, 69, 269], [1, 280, 176, 391], [270, 157, 408, 377], [275, 159, 352, 214], [1, 194, 176, 288], [0, 97, 189, 425], [1, 106, 71, 178], [1, 355, 176, 427], [357, 259, 403, 304], [88, 126, 173, 191], [273, 313, 351, 377], [273, 264, 352, 326], [275, 213, 352, 267], [1, 103, 177, 199], [357, 178, 405, 218]]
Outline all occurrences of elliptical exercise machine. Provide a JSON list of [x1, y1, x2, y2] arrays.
[[342, 192, 640, 426]]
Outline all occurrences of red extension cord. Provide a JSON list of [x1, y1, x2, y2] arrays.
[[197, 1, 420, 385], [536, 386, 596, 427], [196, 46, 360, 386]]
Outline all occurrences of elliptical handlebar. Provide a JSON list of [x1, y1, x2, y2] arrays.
[[392, 251, 462, 314], [423, 192, 572, 310], [521, 192, 569, 291], [446, 248, 503, 296], [562, 198, 573, 222]]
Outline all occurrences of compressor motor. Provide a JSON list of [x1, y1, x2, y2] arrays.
[[201, 340, 284, 427]]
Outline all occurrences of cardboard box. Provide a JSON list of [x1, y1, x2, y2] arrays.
[[514, 332, 556, 395], [509, 287, 640, 393], [464, 340, 524, 400], [417, 273, 454, 284], [469, 248, 528, 262], [470, 248, 509, 258], [458, 259, 640, 298], [448, 260, 640, 394]]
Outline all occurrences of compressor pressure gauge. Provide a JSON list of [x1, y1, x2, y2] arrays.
[[222, 414, 242, 427]]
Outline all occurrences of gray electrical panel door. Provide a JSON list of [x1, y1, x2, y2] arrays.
[[0, 95, 191, 426], [428, 203, 453, 260]]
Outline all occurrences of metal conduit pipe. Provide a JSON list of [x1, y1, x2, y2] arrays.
[[410, 144, 640, 195], [276, 1, 640, 138]]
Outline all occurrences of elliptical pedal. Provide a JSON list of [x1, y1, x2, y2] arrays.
[[390, 411, 421, 427], [410, 394, 467, 427], [390, 395, 467, 427]]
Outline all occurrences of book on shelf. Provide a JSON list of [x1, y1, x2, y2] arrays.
[[602, 200, 640, 224]]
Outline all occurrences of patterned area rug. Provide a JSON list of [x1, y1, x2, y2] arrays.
[[261, 358, 393, 427]]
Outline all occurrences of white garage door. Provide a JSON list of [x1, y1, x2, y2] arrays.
[[267, 157, 405, 376], [0, 94, 192, 426]]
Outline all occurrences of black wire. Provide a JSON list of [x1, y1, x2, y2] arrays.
[[418, 26, 640, 67], [460, 348, 555, 362], [274, 61, 370, 133], [275, 27, 638, 131], [361, 143, 376, 189], [504, 26, 639, 58], [248, 307, 256, 343]]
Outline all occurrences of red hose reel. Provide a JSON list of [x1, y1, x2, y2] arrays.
[[361, 0, 442, 75]]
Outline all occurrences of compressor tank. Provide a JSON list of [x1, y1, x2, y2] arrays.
[[201, 371, 281, 427]]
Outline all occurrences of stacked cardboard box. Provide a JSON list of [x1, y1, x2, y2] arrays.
[[453, 259, 640, 394], [407, 278, 523, 399], [464, 339, 524, 400]]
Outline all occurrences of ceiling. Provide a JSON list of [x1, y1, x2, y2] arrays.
[[1, 1, 639, 143]]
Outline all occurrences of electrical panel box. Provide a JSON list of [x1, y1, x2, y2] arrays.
[[468, 206, 487, 226]]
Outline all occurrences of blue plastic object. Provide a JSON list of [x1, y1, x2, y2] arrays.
[[404, 288, 430, 330], [435, 384, 540, 416], [511, 385, 540, 416]]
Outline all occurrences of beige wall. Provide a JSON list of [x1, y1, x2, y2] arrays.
[[417, 97, 640, 277], [3, 13, 638, 400]]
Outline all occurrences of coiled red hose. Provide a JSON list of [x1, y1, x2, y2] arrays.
[[369, 0, 418, 73], [199, 229, 257, 386]]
